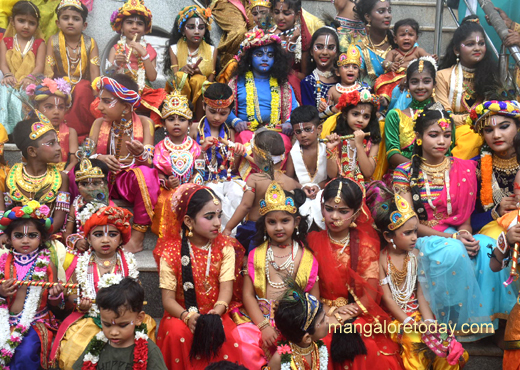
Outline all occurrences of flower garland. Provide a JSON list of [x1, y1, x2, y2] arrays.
[[480, 146, 494, 210], [277, 339, 328, 370], [77, 201, 106, 226], [0, 248, 51, 369], [245, 71, 280, 131], [116, 36, 147, 92], [76, 249, 138, 317], [81, 323, 149, 370]]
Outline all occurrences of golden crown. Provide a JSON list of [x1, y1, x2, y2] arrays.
[[259, 181, 297, 216], [250, 0, 272, 8], [75, 158, 105, 182], [388, 193, 416, 231], [57, 0, 83, 11], [337, 44, 361, 67], [161, 92, 193, 120], [30, 110, 56, 140]]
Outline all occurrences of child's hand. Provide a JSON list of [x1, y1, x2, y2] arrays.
[[78, 297, 92, 312], [201, 136, 218, 151], [0, 278, 16, 298], [114, 53, 127, 67], [281, 122, 293, 136], [99, 154, 121, 172], [261, 325, 278, 348], [20, 77, 33, 89], [318, 100, 328, 112], [1, 75, 16, 87], [167, 175, 180, 189], [187, 312, 200, 333], [222, 228, 232, 236], [76, 239, 89, 252], [507, 224, 520, 245], [303, 185, 320, 199], [325, 133, 340, 150], [127, 40, 147, 58], [233, 143, 246, 157], [180, 64, 195, 76], [431, 54, 439, 62], [234, 121, 249, 133], [126, 140, 144, 157], [499, 196, 518, 216], [191, 66, 202, 75], [49, 280, 65, 298], [353, 130, 365, 147]]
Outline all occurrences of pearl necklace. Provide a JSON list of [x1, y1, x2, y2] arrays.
[[13, 34, 34, 58], [314, 68, 333, 79], [266, 241, 298, 289], [328, 231, 350, 254], [387, 252, 417, 310]]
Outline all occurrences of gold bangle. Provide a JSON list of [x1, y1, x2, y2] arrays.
[[257, 318, 270, 330], [458, 229, 472, 236], [184, 311, 195, 326], [132, 223, 149, 233], [326, 306, 337, 317], [213, 300, 229, 312], [452, 232, 459, 239], [334, 312, 344, 325], [170, 64, 179, 70]]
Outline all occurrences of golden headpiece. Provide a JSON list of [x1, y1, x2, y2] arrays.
[[203, 95, 234, 110], [161, 91, 193, 120], [337, 45, 362, 67], [57, 0, 83, 12], [388, 193, 416, 231], [259, 181, 297, 216], [30, 110, 56, 140], [250, 0, 272, 8], [75, 159, 105, 182]]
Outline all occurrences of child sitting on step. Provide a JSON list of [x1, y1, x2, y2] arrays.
[[28, 76, 79, 173], [0, 202, 65, 369], [88, 74, 160, 253], [223, 130, 300, 253], [50, 205, 157, 369], [73, 277, 167, 370]]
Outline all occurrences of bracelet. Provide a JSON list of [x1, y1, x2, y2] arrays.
[[48, 292, 64, 301], [403, 316, 414, 325], [257, 318, 270, 330], [141, 53, 150, 61], [213, 300, 229, 312], [179, 310, 188, 321], [334, 312, 344, 325], [424, 319, 436, 324], [326, 147, 338, 160], [326, 306, 337, 317], [184, 311, 196, 326], [3, 73, 13, 77]]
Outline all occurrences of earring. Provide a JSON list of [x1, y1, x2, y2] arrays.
[[350, 220, 357, 228], [295, 226, 299, 236], [264, 231, 267, 241], [456, 54, 460, 64], [187, 227, 193, 238], [390, 238, 397, 249], [416, 138, 422, 146], [187, 126, 190, 135], [183, 35, 187, 41], [432, 88, 436, 98], [122, 111, 127, 117]]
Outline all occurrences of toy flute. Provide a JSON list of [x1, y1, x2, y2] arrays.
[[319, 132, 370, 143], [0, 279, 80, 292], [126, 34, 138, 63]]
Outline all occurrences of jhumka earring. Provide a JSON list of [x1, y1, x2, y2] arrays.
[[187, 227, 193, 238], [456, 54, 460, 64], [295, 226, 299, 236], [350, 220, 357, 228]]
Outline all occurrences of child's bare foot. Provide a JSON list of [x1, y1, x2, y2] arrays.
[[124, 229, 146, 253]]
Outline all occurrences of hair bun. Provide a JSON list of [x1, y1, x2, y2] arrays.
[[289, 188, 307, 209]]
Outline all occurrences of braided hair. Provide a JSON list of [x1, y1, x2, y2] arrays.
[[409, 104, 453, 221], [180, 188, 226, 361]]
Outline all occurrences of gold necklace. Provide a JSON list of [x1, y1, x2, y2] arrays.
[[94, 254, 117, 268], [420, 157, 450, 186], [493, 154, 519, 175], [16, 165, 53, 194], [388, 253, 410, 287], [290, 342, 316, 356], [369, 34, 388, 48], [328, 231, 350, 246]]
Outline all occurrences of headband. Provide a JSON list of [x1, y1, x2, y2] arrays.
[[203, 95, 234, 110], [92, 76, 141, 109], [177, 5, 212, 33], [407, 55, 438, 72], [335, 88, 379, 112], [235, 29, 281, 62]]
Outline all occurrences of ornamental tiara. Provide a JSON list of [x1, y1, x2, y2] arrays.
[[249, 0, 272, 8], [337, 45, 361, 67], [388, 193, 416, 231], [75, 158, 105, 182], [203, 95, 234, 110], [30, 110, 56, 140], [57, 0, 83, 12], [259, 181, 297, 216], [161, 91, 193, 120]]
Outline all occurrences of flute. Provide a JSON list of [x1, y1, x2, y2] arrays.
[[319, 132, 370, 143], [0, 280, 80, 291], [126, 34, 138, 63]]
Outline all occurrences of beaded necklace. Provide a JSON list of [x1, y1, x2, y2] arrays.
[[9, 163, 62, 204]]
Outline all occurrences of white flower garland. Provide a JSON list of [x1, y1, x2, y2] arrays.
[[77, 201, 106, 225], [76, 249, 138, 317], [118, 36, 147, 92], [0, 249, 50, 368], [279, 340, 328, 370]]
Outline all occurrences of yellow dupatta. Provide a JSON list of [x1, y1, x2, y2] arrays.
[[176, 38, 213, 78]]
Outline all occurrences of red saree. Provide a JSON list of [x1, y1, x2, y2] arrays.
[[308, 229, 403, 370]]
